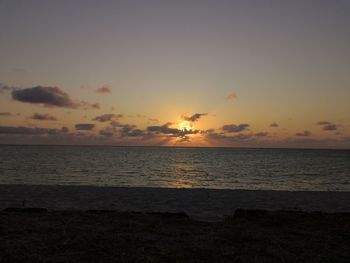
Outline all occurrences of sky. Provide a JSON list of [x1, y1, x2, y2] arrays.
[[0, 0, 349, 148]]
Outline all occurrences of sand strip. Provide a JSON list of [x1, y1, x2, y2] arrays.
[[1, 184, 350, 221]]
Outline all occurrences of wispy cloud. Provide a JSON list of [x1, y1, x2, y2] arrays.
[[316, 121, 338, 131], [96, 85, 112, 93], [0, 84, 17, 93], [29, 113, 58, 121], [75, 124, 95, 130], [93, 114, 123, 122], [0, 126, 63, 135], [183, 113, 207, 122], [222, 123, 249, 133], [255, 132, 269, 137], [296, 130, 311, 137], [226, 92, 237, 101], [0, 112, 13, 116]]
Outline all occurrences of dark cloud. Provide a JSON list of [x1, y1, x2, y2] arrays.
[[255, 132, 269, 137], [200, 129, 215, 134], [226, 92, 237, 101], [0, 112, 12, 116], [106, 123, 147, 138], [96, 85, 112, 93], [316, 121, 338, 131], [183, 113, 207, 122], [296, 130, 311, 137], [123, 129, 145, 137], [270, 122, 279, 128], [323, 124, 337, 131], [61, 126, 69, 133], [12, 86, 80, 108], [110, 120, 122, 127], [10, 86, 99, 109], [29, 113, 57, 121], [222, 123, 249, 133], [0, 126, 62, 135], [147, 122, 198, 137], [93, 113, 123, 122], [99, 127, 115, 137], [75, 124, 95, 130]]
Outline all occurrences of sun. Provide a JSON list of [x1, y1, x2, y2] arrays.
[[178, 120, 193, 131]]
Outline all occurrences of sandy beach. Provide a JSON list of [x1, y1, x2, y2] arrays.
[[1, 184, 350, 221], [1, 185, 350, 262]]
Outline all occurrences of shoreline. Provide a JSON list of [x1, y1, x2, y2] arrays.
[[1, 184, 350, 221], [1, 144, 350, 150]]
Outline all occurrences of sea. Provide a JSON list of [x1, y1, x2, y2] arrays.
[[0, 145, 349, 191]]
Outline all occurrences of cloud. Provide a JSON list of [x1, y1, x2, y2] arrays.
[[81, 101, 100, 109], [316, 121, 338, 131], [147, 122, 198, 137], [323, 124, 337, 131], [93, 113, 123, 122], [270, 122, 279, 128], [296, 130, 311, 137], [147, 118, 159, 124], [183, 113, 207, 122], [0, 112, 12, 116], [99, 127, 115, 137], [104, 122, 147, 138], [96, 85, 112, 93], [10, 86, 100, 109], [0, 126, 63, 135], [12, 86, 80, 108], [207, 132, 254, 142], [222, 123, 249, 133], [123, 129, 145, 137], [226, 92, 237, 101], [29, 113, 58, 121], [0, 84, 17, 93], [75, 124, 95, 130], [61, 126, 69, 133], [255, 132, 269, 137], [317, 121, 331, 125]]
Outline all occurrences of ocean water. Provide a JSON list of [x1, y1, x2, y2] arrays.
[[0, 145, 349, 191]]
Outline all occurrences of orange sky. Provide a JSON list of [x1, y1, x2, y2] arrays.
[[0, 1, 349, 148]]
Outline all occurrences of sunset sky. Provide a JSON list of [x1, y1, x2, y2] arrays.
[[0, 0, 349, 148]]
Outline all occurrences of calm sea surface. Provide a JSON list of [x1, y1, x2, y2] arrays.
[[0, 145, 349, 191]]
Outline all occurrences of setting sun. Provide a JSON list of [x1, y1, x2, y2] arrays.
[[178, 120, 193, 131]]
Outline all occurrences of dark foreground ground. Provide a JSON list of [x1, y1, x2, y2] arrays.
[[0, 209, 349, 263]]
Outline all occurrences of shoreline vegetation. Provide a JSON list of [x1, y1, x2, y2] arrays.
[[1, 208, 349, 262]]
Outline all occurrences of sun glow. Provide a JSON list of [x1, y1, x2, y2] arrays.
[[178, 120, 193, 131]]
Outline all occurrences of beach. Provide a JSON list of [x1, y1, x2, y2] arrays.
[[1, 184, 350, 221], [1, 185, 350, 262]]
